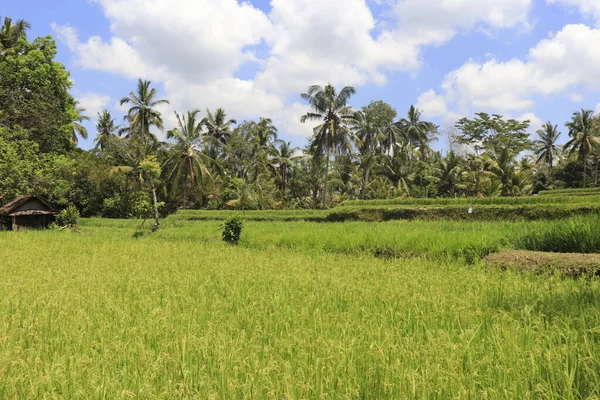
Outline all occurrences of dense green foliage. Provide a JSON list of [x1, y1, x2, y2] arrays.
[[1, 15, 600, 219], [221, 216, 244, 245], [0, 219, 599, 397], [56, 204, 80, 228]]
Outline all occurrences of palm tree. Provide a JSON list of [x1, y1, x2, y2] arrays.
[[436, 151, 464, 198], [94, 110, 120, 150], [0, 16, 30, 58], [351, 109, 384, 199], [70, 100, 89, 144], [564, 109, 600, 188], [202, 108, 237, 159], [120, 79, 169, 148], [300, 84, 356, 209], [120, 79, 169, 230], [271, 140, 300, 193], [533, 122, 560, 173], [396, 105, 437, 160], [165, 110, 217, 209], [383, 145, 414, 196], [254, 117, 278, 152]]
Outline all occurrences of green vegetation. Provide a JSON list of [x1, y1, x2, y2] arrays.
[[3, 16, 600, 221], [221, 216, 244, 245], [538, 187, 600, 196], [1, 221, 599, 398], [343, 194, 600, 206], [2, 14, 600, 398], [514, 214, 600, 253]]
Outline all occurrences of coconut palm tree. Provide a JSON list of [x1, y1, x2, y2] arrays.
[[271, 140, 300, 193], [564, 109, 600, 188], [396, 105, 437, 160], [533, 122, 560, 173], [70, 100, 89, 144], [120, 79, 169, 149], [254, 117, 278, 152], [202, 108, 236, 159], [165, 110, 218, 209], [351, 109, 386, 199], [300, 84, 356, 208], [94, 110, 120, 150], [0, 16, 30, 58]]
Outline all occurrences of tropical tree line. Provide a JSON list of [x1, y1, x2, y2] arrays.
[[1, 16, 600, 220]]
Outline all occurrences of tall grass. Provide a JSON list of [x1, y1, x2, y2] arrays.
[[342, 194, 600, 207], [538, 187, 600, 196], [0, 228, 599, 398], [513, 214, 600, 253]]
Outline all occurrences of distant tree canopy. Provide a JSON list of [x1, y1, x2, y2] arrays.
[[1, 15, 600, 217]]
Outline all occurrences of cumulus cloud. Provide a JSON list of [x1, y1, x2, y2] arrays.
[[439, 24, 600, 112], [416, 90, 448, 118], [77, 92, 111, 119], [54, 0, 538, 138], [392, 0, 533, 45], [547, 0, 600, 26]]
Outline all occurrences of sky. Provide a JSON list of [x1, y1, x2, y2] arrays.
[[3, 0, 600, 151]]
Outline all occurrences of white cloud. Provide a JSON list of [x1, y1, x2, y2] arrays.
[[547, 0, 600, 26], [393, 0, 533, 46], [439, 24, 600, 112], [55, 0, 537, 138], [518, 112, 544, 134], [416, 90, 447, 117], [93, 0, 272, 82], [52, 24, 160, 80], [595, 104, 600, 114], [77, 93, 110, 119]]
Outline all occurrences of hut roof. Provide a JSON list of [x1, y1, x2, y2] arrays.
[[0, 194, 56, 216]]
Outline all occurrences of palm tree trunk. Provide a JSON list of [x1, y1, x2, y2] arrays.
[[183, 176, 188, 210], [322, 150, 330, 209], [149, 176, 160, 231], [361, 166, 369, 200], [583, 154, 588, 188]]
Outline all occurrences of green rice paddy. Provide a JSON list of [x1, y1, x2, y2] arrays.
[[1, 213, 599, 398]]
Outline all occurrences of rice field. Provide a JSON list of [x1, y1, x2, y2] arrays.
[[0, 215, 599, 398]]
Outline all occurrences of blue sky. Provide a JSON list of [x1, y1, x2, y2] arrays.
[[4, 0, 600, 151]]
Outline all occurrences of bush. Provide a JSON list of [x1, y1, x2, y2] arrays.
[[56, 205, 80, 228], [222, 216, 244, 245]]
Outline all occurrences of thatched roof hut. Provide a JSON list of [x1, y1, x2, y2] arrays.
[[0, 194, 56, 231]]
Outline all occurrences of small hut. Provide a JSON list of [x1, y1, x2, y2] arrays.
[[0, 194, 56, 231]]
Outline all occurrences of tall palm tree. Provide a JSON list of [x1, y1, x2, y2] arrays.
[[271, 140, 300, 193], [564, 109, 600, 188], [396, 105, 436, 160], [254, 117, 278, 151], [202, 108, 237, 159], [533, 122, 561, 173], [70, 100, 89, 144], [351, 109, 385, 199], [300, 84, 356, 209], [165, 110, 217, 209], [436, 151, 464, 198], [0, 16, 30, 58], [94, 110, 120, 150], [120, 79, 169, 149]]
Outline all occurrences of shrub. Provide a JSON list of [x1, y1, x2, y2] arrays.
[[56, 205, 80, 228], [222, 216, 244, 245]]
